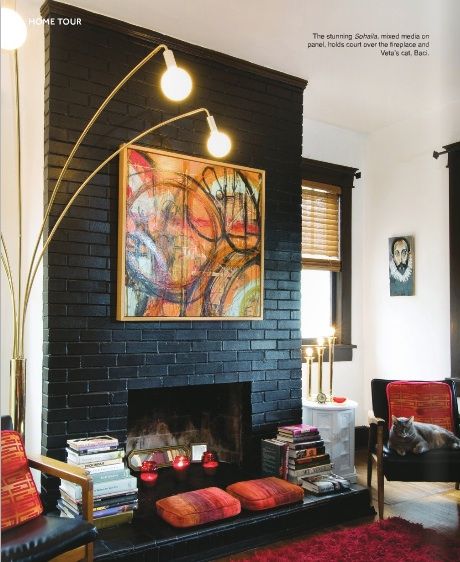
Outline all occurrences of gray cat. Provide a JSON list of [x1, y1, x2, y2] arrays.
[[389, 415, 460, 455]]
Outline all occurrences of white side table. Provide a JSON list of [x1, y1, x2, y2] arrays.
[[302, 399, 358, 483]]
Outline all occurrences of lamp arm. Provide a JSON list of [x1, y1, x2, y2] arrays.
[[23, 43, 168, 317], [21, 107, 211, 337], [1, 237, 19, 357], [14, 50, 23, 356]]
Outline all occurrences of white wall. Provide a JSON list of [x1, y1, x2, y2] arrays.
[[362, 102, 460, 416], [1, 0, 44, 458], [302, 118, 368, 425]]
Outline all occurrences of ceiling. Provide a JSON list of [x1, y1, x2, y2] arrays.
[[30, 0, 460, 133]]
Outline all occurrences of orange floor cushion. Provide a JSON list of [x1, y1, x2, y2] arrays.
[[226, 477, 304, 511], [156, 487, 241, 528]]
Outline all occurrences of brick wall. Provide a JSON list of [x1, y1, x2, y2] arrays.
[[42, 1, 305, 504]]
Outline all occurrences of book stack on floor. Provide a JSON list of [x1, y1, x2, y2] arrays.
[[58, 435, 138, 529], [261, 424, 333, 484], [299, 473, 351, 495]]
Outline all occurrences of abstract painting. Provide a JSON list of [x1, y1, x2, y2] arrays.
[[389, 235, 414, 296], [117, 146, 264, 320]]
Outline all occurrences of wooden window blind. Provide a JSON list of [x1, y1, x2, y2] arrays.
[[302, 180, 341, 271]]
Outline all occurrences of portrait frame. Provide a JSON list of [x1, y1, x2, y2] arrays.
[[388, 235, 415, 296], [190, 443, 208, 462], [117, 145, 265, 321]]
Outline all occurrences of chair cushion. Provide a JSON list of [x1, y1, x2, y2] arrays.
[[1, 431, 43, 531], [387, 381, 455, 432], [382, 446, 460, 481], [226, 477, 304, 511], [1, 514, 98, 562], [156, 487, 241, 528]]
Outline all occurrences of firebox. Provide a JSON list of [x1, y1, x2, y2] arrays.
[[127, 383, 251, 465]]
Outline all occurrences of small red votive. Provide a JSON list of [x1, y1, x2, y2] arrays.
[[173, 455, 190, 479], [140, 460, 158, 486], [201, 451, 219, 475]]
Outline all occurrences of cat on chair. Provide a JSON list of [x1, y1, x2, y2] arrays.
[[389, 415, 460, 456]]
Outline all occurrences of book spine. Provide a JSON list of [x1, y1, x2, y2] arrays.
[[287, 463, 333, 482], [94, 510, 133, 530], [83, 461, 125, 474], [289, 446, 326, 459], [261, 440, 284, 477], [67, 436, 119, 450], [277, 435, 320, 443], [91, 468, 131, 483], [288, 454, 330, 468], [68, 445, 119, 455], [66, 449, 124, 464], [61, 475, 137, 501], [287, 440, 324, 450], [302, 483, 335, 494], [93, 504, 135, 519]]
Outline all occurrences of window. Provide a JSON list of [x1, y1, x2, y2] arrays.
[[301, 158, 358, 360]]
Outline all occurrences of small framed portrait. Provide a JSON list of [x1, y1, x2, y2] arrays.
[[389, 235, 415, 296], [190, 443, 207, 462]]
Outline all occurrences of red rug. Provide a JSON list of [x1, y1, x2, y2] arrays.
[[237, 517, 460, 561]]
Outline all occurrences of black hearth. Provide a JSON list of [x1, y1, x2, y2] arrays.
[[94, 467, 374, 561]]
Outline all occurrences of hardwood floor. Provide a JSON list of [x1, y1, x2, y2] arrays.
[[214, 449, 460, 561]]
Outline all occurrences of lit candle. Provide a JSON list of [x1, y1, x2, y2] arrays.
[[140, 460, 158, 486], [327, 326, 336, 398], [201, 451, 219, 475], [173, 455, 190, 480]]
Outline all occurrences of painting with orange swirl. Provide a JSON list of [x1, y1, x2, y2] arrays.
[[117, 145, 264, 320]]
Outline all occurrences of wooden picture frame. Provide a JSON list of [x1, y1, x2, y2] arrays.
[[127, 445, 191, 471], [117, 145, 265, 321]]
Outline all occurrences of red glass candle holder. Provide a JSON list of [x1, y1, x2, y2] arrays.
[[140, 460, 158, 486], [172, 455, 190, 480], [201, 451, 219, 475]]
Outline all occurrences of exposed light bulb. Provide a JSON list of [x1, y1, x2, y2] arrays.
[[161, 48, 192, 101], [1, 8, 27, 51], [207, 131, 231, 158], [206, 115, 231, 158]]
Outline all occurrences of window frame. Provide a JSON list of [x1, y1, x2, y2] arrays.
[[301, 158, 358, 361], [445, 142, 460, 378]]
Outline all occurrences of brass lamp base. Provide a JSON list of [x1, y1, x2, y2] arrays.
[[10, 358, 26, 439]]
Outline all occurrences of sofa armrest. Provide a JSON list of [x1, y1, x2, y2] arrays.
[[368, 409, 385, 426], [28, 454, 93, 523]]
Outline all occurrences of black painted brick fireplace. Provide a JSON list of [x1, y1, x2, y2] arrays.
[[41, 0, 306, 506]]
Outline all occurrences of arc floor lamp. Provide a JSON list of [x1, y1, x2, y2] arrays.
[[0, 5, 232, 438]]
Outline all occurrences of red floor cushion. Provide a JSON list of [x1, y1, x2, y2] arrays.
[[386, 381, 455, 431], [156, 487, 241, 528], [1, 431, 43, 531], [226, 477, 304, 511]]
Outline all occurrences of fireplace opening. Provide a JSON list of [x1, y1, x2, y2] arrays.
[[127, 383, 251, 465]]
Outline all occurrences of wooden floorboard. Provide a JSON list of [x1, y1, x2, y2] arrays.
[[214, 449, 460, 561]]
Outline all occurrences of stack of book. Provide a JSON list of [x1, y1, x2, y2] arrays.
[[261, 424, 332, 484], [299, 473, 350, 495], [279, 424, 332, 484], [58, 435, 138, 529]]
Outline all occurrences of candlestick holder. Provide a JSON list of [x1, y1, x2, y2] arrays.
[[302, 346, 314, 399], [316, 338, 327, 404], [327, 333, 336, 400], [140, 460, 158, 486], [201, 451, 219, 475], [172, 454, 190, 480]]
